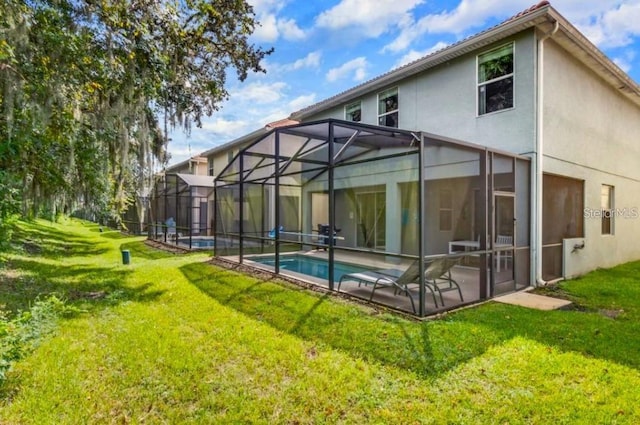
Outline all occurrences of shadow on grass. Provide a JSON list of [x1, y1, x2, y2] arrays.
[[99, 231, 129, 240], [0, 257, 165, 315], [181, 261, 640, 378], [450, 301, 640, 371], [180, 262, 438, 378], [11, 222, 109, 259], [119, 241, 178, 261]]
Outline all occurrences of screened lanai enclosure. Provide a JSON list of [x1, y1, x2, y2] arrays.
[[214, 119, 531, 316], [150, 173, 216, 250]]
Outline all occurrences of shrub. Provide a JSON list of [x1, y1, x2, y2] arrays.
[[0, 295, 80, 382]]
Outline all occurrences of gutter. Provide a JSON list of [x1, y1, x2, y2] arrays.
[[534, 19, 559, 287]]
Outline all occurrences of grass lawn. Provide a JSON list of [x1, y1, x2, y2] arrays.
[[1, 218, 639, 423]]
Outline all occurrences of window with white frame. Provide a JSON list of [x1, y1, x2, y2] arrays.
[[345, 101, 362, 122], [601, 184, 614, 235], [478, 43, 514, 115], [378, 87, 398, 127]]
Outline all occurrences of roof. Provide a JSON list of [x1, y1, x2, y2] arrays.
[[290, 1, 640, 119], [175, 173, 215, 187], [266, 118, 299, 129], [164, 156, 207, 173], [197, 118, 299, 159]]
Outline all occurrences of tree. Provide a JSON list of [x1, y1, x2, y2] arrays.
[[0, 0, 271, 229]]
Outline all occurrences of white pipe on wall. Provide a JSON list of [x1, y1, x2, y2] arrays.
[[535, 20, 559, 286]]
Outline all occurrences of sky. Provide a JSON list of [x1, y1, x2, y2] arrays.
[[167, 0, 640, 166]]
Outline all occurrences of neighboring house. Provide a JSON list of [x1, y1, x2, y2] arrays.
[[285, 1, 640, 284], [164, 156, 209, 176], [149, 119, 298, 248]]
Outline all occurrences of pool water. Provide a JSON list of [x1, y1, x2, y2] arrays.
[[247, 254, 372, 281], [178, 238, 215, 248]]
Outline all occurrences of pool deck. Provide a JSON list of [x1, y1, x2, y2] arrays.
[[233, 249, 527, 316]]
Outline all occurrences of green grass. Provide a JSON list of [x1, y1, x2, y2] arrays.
[[0, 218, 639, 423]]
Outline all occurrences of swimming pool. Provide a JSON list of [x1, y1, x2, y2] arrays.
[[246, 254, 372, 281], [178, 238, 215, 248]]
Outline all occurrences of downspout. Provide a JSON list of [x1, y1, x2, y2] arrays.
[[535, 20, 559, 286]]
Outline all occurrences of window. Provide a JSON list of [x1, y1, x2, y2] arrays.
[[378, 87, 398, 127], [208, 157, 214, 176], [345, 101, 361, 122], [227, 150, 234, 164], [601, 185, 614, 235], [478, 43, 514, 115], [439, 189, 453, 232]]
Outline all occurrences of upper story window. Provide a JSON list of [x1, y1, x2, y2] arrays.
[[601, 184, 614, 235], [208, 157, 214, 176], [345, 101, 362, 122], [378, 87, 398, 127], [478, 43, 514, 115]]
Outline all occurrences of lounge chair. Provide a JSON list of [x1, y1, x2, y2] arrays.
[[338, 261, 439, 313], [422, 257, 464, 306]]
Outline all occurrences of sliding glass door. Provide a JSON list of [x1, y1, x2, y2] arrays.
[[356, 192, 386, 250]]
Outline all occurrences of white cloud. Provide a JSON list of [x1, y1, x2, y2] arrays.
[[278, 18, 306, 40], [250, 0, 306, 43], [288, 93, 317, 111], [168, 116, 253, 163], [231, 81, 288, 104], [571, 1, 640, 48], [247, 0, 288, 15], [200, 117, 250, 136], [291, 51, 322, 70], [382, 1, 640, 53], [253, 13, 279, 42], [614, 57, 632, 72], [326, 57, 369, 82], [384, 0, 529, 52], [316, 0, 423, 38], [259, 109, 294, 126], [612, 49, 636, 72], [392, 41, 450, 69]]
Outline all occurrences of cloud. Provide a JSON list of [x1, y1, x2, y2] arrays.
[[316, 0, 423, 38], [288, 93, 317, 111], [392, 41, 450, 69], [326, 57, 369, 82], [278, 18, 306, 40], [253, 13, 279, 42], [247, 0, 288, 15], [200, 117, 250, 136], [249, 0, 306, 43], [571, 1, 640, 48], [231, 81, 288, 104], [253, 13, 307, 42], [168, 116, 253, 163], [290, 51, 322, 70], [383, 0, 528, 53], [612, 49, 636, 73]]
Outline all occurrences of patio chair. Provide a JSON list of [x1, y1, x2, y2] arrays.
[[422, 257, 464, 306], [495, 234, 513, 270], [338, 261, 439, 313]]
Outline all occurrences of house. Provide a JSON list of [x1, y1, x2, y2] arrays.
[[207, 2, 640, 315], [284, 1, 640, 282], [149, 120, 298, 248]]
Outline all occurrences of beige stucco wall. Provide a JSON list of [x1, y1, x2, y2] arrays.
[[543, 39, 640, 273]]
